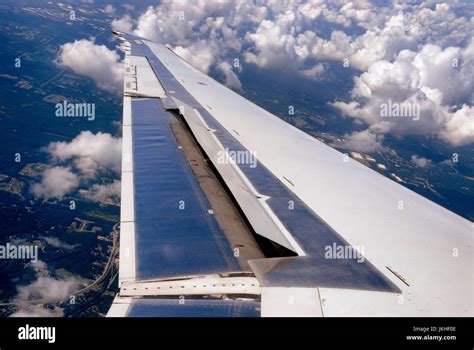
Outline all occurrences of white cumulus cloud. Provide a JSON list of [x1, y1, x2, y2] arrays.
[[45, 131, 122, 178], [343, 129, 384, 153], [41, 236, 78, 251], [31, 166, 79, 199], [103, 4, 116, 15], [80, 180, 121, 203], [111, 14, 133, 33], [332, 41, 474, 147], [410, 155, 433, 168], [32, 132, 122, 200], [9, 261, 80, 317], [217, 61, 242, 90], [173, 41, 216, 74], [55, 39, 123, 93]]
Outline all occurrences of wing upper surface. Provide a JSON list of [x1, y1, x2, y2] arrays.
[[108, 32, 473, 317]]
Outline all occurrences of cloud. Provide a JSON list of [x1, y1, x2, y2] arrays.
[[54, 39, 123, 93], [114, 1, 358, 79], [412, 43, 473, 105], [9, 261, 80, 317], [302, 63, 325, 79], [332, 41, 474, 146], [103, 4, 116, 15], [217, 61, 242, 90], [244, 16, 300, 69], [80, 180, 121, 203], [31, 260, 47, 272], [339, 0, 378, 28], [112, 14, 133, 33], [31, 166, 79, 199], [113, 2, 262, 81], [44, 131, 122, 178], [345, 12, 421, 71], [242, 2, 381, 73], [310, 30, 354, 61], [343, 129, 384, 153], [10, 305, 63, 317], [122, 4, 134, 12], [173, 41, 216, 73], [439, 104, 474, 146], [244, 14, 326, 79], [15, 276, 79, 304], [41, 236, 78, 251], [32, 132, 121, 200], [410, 155, 432, 168]]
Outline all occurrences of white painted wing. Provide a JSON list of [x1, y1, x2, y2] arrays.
[[109, 32, 473, 317]]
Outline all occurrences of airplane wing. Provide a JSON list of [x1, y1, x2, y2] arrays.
[[107, 32, 473, 317]]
